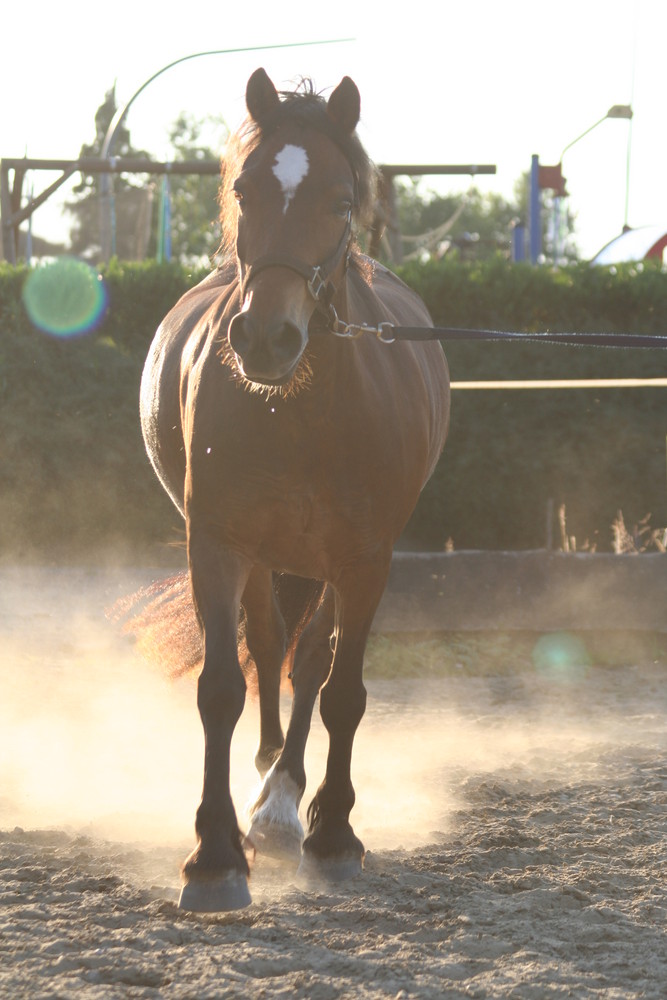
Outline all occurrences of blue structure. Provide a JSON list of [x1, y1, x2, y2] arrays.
[[512, 222, 526, 262], [529, 154, 541, 264]]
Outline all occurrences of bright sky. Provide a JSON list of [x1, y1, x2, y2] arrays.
[[2, 0, 666, 259]]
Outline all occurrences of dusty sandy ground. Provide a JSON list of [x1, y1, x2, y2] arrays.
[[1, 567, 666, 999]]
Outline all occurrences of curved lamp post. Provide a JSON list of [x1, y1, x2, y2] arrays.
[[101, 39, 353, 159], [554, 104, 633, 262], [559, 104, 633, 165], [99, 38, 353, 258]]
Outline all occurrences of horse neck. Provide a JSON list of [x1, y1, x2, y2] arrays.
[[334, 256, 385, 329]]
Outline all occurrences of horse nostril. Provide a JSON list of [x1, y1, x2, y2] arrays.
[[228, 313, 305, 381], [272, 322, 304, 365], [228, 313, 252, 359]]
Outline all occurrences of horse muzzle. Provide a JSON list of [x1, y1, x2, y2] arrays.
[[228, 310, 308, 386]]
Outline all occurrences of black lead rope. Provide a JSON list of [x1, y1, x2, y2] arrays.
[[384, 326, 667, 350]]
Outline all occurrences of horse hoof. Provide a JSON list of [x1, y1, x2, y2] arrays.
[[296, 851, 364, 887], [178, 873, 251, 912], [247, 821, 303, 863]]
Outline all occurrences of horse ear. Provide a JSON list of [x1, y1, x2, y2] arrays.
[[246, 68, 281, 125], [327, 77, 360, 133]]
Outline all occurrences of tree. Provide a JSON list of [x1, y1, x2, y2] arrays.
[[163, 112, 227, 263], [391, 180, 517, 261], [66, 85, 153, 262], [390, 174, 578, 264], [66, 92, 227, 264]]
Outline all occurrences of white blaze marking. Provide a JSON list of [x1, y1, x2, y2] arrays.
[[272, 144, 309, 213]]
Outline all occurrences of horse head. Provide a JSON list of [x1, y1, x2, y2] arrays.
[[225, 68, 367, 387]]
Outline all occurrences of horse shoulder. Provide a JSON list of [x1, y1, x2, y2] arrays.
[[347, 259, 448, 384], [354, 256, 432, 327], [141, 266, 240, 513]]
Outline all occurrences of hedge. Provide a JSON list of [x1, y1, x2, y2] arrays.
[[0, 259, 204, 563], [397, 258, 667, 551], [1, 257, 666, 561]]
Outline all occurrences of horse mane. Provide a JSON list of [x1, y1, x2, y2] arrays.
[[217, 78, 378, 263]]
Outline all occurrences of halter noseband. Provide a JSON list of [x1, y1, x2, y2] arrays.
[[238, 210, 353, 316]]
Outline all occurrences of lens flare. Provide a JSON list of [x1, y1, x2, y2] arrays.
[[532, 632, 591, 683], [22, 257, 108, 337]]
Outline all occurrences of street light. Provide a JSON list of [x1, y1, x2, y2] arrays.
[[559, 104, 633, 163], [554, 105, 633, 262]]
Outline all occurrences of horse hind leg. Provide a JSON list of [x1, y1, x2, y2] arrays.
[[247, 584, 334, 862], [242, 567, 287, 779]]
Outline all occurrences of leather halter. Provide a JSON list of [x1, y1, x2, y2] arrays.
[[238, 210, 353, 316]]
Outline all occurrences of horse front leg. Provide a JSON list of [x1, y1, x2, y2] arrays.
[[299, 558, 390, 882], [179, 528, 253, 912]]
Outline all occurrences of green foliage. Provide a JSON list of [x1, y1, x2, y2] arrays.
[[71, 85, 150, 195], [163, 112, 227, 263], [395, 182, 518, 260], [1, 258, 666, 561], [397, 258, 667, 551], [393, 174, 577, 263], [65, 91, 227, 265], [66, 86, 154, 261]]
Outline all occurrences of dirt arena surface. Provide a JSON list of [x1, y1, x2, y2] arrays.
[[1, 567, 666, 998]]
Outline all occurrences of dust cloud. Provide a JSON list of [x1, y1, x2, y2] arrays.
[[1, 567, 662, 860]]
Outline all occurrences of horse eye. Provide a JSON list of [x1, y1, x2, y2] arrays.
[[335, 200, 352, 219], [233, 183, 246, 209]]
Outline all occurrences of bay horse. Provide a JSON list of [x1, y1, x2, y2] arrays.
[[140, 68, 450, 911]]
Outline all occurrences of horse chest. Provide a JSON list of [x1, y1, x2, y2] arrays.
[[188, 414, 380, 575]]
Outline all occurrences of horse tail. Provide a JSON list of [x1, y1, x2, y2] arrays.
[[107, 572, 201, 680], [108, 570, 326, 688], [272, 573, 328, 676]]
